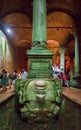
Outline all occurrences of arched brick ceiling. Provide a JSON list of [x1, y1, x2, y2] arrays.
[[0, 0, 32, 19], [47, 11, 75, 45], [47, 40, 59, 54], [47, 0, 81, 19], [2, 13, 32, 47], [0, 0, 80, 50]]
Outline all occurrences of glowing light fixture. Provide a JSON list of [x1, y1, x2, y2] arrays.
[[6, 28, 11, 33]]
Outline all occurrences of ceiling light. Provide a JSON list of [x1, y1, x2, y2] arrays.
[[6, 28, 11, 33]]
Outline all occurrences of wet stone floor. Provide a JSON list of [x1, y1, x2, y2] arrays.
[[0, 95, 81, 130]]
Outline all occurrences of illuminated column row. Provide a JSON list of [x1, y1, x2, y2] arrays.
[[59, 32, 80, 75]]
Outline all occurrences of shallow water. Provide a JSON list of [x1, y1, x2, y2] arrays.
[[0, 95, 81, 130]]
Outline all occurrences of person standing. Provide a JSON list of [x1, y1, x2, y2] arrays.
[[12, 69, 18, 86], [59, 72, 64, 86], [1, 70, 8, 91], [63, 73, 69, 87], [21, 69, 28, 80]]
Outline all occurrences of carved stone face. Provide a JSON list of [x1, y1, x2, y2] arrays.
[[18, 78, 62, 122]]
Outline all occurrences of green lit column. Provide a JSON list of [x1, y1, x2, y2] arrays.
[[70, 32, 81, 88], [60, 47, 66, 73], [27, 0, 53, 78], [0, 36, 2, 73], [32, 0, 47, 48], [70, 56, 74, 79], [16, 0, 62, 122], [73, 32, 79, 75]]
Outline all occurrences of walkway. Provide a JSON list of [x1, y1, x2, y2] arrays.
[[63, 87, 81, 105], [0, 86, 15, 104], [0, 86, 81, 105]]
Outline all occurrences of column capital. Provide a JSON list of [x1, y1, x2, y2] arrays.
[[59, 46, 66, 53]]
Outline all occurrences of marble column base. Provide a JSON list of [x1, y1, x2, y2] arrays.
[[70, 74, 81, 88]]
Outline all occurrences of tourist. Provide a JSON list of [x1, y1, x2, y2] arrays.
[[21, 69, 28, 80], [1, 69, 8, 91]]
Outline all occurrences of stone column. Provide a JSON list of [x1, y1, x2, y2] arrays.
[[70, 32, 81, 88], [32, 0, 47, 48], [27, 0, 53, 78], [69, 56, 74, 79], [73, 32, 79, 75], [17, 0, 62, 122], [60, 47, 66, 73], [0, 36, 2, 73]]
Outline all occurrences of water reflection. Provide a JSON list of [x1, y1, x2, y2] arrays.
[[0, 95, 81, 130]]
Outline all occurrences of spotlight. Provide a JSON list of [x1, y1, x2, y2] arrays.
[[6, 28, 11, 33]]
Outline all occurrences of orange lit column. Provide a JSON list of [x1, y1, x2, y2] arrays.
[[60, 47, 66, 73]]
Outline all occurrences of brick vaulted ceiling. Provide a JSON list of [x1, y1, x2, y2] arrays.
[[0, 0, 81, 53]]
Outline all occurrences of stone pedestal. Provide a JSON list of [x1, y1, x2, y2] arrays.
[[27, 47, 53, 78], [15, 47, 62, 122]]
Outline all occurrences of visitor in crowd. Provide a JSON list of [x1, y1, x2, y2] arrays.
[[1, 69, 8, 91], [51, 64, 70, 87], [12, 69, 18, 86], [52, 71, 58, 79], [59, 72, 64, 86], [8, 69, 18, 88], [63, 73, 70, 87], [17, 72, 22, 79], [21, 68, 28, 80]]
